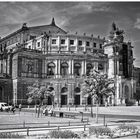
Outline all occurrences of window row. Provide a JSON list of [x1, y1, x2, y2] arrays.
[[46, 62, 104, 76], [21, 58, 104, 76], [51, 38, 103, 48]]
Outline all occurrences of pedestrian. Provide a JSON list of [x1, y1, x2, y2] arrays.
[[45, 108, 48, 116], [11, 105, 16, 114], [19, 104, 22, 112], [43, 107, 48, 116], [48, 107, 53, 116]]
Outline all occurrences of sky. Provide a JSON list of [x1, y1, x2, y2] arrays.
[[0, 2, 140, 67]]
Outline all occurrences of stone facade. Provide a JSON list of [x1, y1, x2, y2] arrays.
[[104, 23, 136, 105], [0, 18, 108, 106], [0, 19, 136, 106], [133, 67, 140, 96]]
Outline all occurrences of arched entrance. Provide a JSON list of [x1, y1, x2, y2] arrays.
[[87, 95, 91, 105], [124, 85, 129, 104], [61, 87, 68, 105], [0, 87, 3, 101], [74, 87, 80, 105]]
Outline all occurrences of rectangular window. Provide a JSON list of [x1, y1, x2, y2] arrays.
[[61, 39, 65, 44], [37, 42, 40, 47], [52, 39, 56, 44], [93, 43, 96, 47], [78, 40, 82, 46], [86, 41, 90, 46], [70, 40, 74, 45], [28, 45, 31, 49], [100, 44, 102, 49]]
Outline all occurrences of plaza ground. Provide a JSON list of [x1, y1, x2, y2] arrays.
[[1, 106, 140, 138], [1, 106, 140, 127]]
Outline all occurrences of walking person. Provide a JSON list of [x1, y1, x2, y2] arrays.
[[19, 104, 22, 111], [19, 104, 22, 114], [11, 105, 16, 114], [43, 107, 48, 116]]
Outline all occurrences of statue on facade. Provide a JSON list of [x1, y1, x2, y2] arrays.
[[109, 22, 124, 44]]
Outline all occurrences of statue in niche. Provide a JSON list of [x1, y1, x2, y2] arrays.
[[27, 61, 33, 72]]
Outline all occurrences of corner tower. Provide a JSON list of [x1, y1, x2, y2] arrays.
[[104, 23, 136, 105]]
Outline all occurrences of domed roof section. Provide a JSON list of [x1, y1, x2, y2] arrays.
[[0, 18, 67, 42], [29, 18, 67, 36]]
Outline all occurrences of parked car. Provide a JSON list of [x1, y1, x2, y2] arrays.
[[0, 102, 12, 111]]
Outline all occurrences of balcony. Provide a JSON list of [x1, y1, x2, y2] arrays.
[[51, 46, 59, 50], [70, 46, 76, 49], [78, 47, 85, 51]]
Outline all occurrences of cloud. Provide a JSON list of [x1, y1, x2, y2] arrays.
[[58, 2, 112, 17]]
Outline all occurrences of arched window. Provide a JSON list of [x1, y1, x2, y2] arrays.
[[124, 85, 129, 98], [61, 62, 68, 76], [61, 87, 68, 93], [61, 87, 68, 105], [74, 87, 80, 93], [47, 62, 55, 76], [86, 63, 93, 76], [74, 63, 81, 76]]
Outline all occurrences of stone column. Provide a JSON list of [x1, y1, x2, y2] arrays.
[[54, 60, 57, 78], [13, 79, 18, 105], [84, 60, 87, 75], [67, 37, 70, 52], [48, 37, 51, 52], [53, 83, 58, 106], [81, 61, 84, 75], [68, 83, 73, 105], [108, 58, 114, 78], [58, 59, 61, 78], [68, 60, 71, 77], [58, 36, 60, 53], [71, 59, 74, 78], [116, 58, 119, 75], [7, 55, 11, 75]]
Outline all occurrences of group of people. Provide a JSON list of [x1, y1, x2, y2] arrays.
[[42, 106, 54, 116], [9, 104, 22, 114]]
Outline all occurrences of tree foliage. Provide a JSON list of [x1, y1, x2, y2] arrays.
[[26, 82, 55, 104], [82, 69, 115, 103]]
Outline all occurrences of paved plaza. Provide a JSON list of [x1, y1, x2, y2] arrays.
[[1, 106, 140, 128], [1, 106, 140, 139], [54, 106, 140, 116]]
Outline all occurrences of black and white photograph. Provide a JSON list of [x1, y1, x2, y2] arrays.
[[0, 1, 140, 139]]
